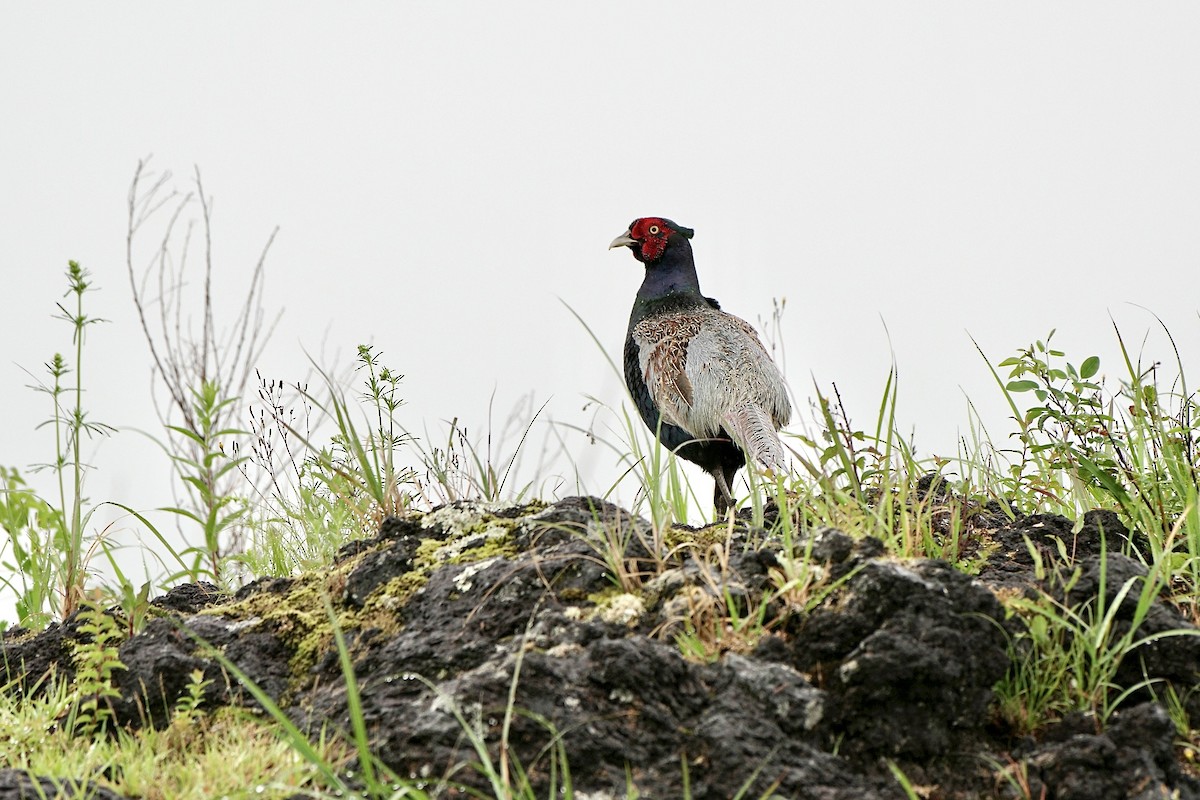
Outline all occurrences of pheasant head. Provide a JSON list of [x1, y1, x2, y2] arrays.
[[609, 217, 695, 264]]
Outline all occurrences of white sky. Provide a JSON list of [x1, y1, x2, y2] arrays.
[[4, 4, 1200, 623]]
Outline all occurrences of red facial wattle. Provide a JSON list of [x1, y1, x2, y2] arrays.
[[630, 217, 672, 263]]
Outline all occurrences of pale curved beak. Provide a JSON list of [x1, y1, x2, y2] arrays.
[[608, 230, 636, 250]]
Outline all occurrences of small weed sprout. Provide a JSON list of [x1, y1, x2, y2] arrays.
[[70, 603, 127, 738], [173, 669, 212, 724]]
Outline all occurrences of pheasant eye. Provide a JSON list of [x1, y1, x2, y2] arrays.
[[648, 225, 660, 235]]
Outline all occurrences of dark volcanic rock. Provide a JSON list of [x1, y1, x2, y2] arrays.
[[978, 509, 1144, 594], [783, 559, 1009, 759], [341, 533, 425, 608], [109, 616, 214, 728], [1016, 703, 1196, 800], [0, 770, 129, 800], [327, 632, 885, 799], [5, 495, 1200, 799], [148, 581, 226, 613], [109, 612, 293, 729], [1, 617, 80, 694]]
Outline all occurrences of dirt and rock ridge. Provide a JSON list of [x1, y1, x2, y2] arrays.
[[4, 493, 1200, 799]]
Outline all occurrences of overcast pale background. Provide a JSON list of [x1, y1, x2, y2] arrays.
[[4, 4, 1200, 624]]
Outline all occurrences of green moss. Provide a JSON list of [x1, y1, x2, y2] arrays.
[[361, 572, 429, 614], [585, 585, 626, 606], [557, 587, 589, 603], [452, 534, 518, 562], [200, 571, 345, 693], [662, 522, 732, 552]]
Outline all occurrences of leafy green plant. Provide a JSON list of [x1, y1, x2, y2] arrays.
[[978, 325, 1200, 617], [0, 467, 62, 629], [159, 380, 248, 583], [981, 330, 1112, 516], [113, 580, 153, 639], [983, 327, 1200, 532], [279, 346, 417, 538]]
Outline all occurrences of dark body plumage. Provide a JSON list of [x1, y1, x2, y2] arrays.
[[611, 217, 791, 514]]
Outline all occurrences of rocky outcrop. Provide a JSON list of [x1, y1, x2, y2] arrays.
[[4, 496, 1200, 799]]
